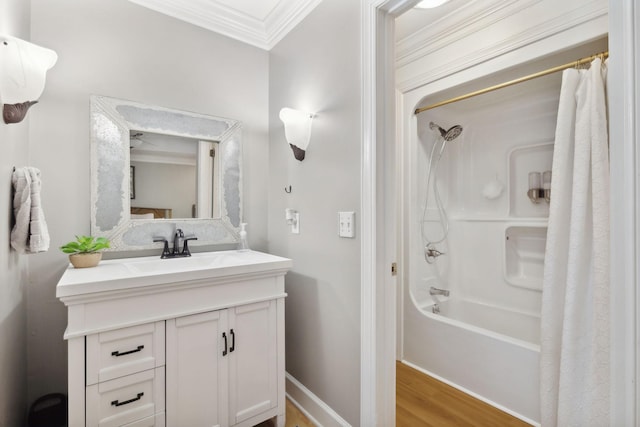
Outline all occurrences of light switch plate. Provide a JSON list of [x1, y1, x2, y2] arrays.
[[291, 212, 300, 234], [286, 208, 300, 234], [339, 212, 355, 238]]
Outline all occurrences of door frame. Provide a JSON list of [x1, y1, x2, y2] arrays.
[[608, 1, 639, 424], [360, 1, 414, 426]]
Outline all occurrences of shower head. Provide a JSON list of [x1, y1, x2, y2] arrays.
[[429, 122, 463, 141]]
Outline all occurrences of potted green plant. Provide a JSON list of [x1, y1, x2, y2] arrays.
[[60, 235, 110, 268]]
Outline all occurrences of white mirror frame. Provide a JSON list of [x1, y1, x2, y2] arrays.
[[90, 95, 243, 251]]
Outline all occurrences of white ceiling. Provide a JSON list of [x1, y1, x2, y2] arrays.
[[394, 0, 470, 41], [128, 0, 322, 50]]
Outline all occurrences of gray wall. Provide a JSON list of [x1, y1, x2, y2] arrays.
[[28, 0, 270, 404], [16, 0, 363, 422], [268, 0, 362, 424], [0, 2, 30, 426]]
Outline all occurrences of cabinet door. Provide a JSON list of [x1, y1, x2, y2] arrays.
[[166, 310, 228, 427], [228, 300, 278, 425]]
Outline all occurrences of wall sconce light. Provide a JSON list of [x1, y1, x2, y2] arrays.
[[527, 170, 551, 204], [279, 107, 313, 161], [0, 34, 57, 124]]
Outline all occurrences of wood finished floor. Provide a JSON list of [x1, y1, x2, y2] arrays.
[[396, 361, 532, 427], [285, 398, 316, 427], [254, 399, 315, 427], [261, 362, 532, 427]]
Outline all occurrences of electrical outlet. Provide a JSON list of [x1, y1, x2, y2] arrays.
[[338, 211, 355, 238]]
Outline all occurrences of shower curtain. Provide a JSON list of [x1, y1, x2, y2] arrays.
[[540, 57, 609, 427]]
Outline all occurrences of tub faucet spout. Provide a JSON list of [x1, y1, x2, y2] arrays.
[[429, 286, 450, 297]]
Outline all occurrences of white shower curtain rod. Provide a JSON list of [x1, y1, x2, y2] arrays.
[[414, 51, 609, 115]]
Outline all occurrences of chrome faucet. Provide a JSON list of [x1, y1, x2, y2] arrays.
[[153, 228, 198, 259], [425, 243, 445, 263], [429, 286, 450, 297]]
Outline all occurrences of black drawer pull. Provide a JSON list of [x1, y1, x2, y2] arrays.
[[222, 332, 228, 356], [111, 392, 144, 407], [111, 345, 144, 357], [230, 329, 235, 353]]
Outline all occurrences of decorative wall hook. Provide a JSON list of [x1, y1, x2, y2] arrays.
[[0, 34, 57, 124], [279, 107, 314, 161]]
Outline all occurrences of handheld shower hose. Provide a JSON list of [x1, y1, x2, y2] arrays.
[[421, 122, 463, 263]]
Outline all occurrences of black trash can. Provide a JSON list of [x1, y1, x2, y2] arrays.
[[27, 393, 67, 427]]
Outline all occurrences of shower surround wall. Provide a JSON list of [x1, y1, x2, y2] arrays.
[[410, 74, 559, 321], [396, 0, 608, 330], [403, 74, 560, 424]]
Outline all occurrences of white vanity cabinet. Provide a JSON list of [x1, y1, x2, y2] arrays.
[[167, 300, 279, 426], [56, 251, 292, 427]]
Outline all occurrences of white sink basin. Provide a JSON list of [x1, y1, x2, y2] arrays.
[[124, 251, 261, 275], [124, 254, 215, 274], [56, 250, 293, 299]]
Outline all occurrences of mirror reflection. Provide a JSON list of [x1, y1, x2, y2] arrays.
[[129, 131, 220, 219]]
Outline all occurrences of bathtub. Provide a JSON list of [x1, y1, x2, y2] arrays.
[[403, 294, 540, 425]]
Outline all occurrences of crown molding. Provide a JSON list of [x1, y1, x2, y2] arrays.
[[396, 0, 608, 92], [396, 0, 541, 67], [128, 0, 321, 50], [264, 0, 323, 48]]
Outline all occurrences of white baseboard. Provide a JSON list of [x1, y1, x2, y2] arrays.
[[285, 372, 351, 427]]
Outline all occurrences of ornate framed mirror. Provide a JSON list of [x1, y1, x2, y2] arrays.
[[90, 95, 242, 251]]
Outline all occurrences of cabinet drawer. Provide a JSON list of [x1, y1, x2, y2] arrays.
[[121, 412, 165, 427], [87, 322, 165, 385], [86, 367, 165, 427]]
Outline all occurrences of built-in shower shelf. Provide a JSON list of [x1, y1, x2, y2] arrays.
[[503, 225, 547, 291]]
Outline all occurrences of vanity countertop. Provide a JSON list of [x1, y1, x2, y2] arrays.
[[56, 250, 293, 300]]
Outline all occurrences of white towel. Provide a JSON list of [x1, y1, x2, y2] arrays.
[[10, 167, 50, 253]]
